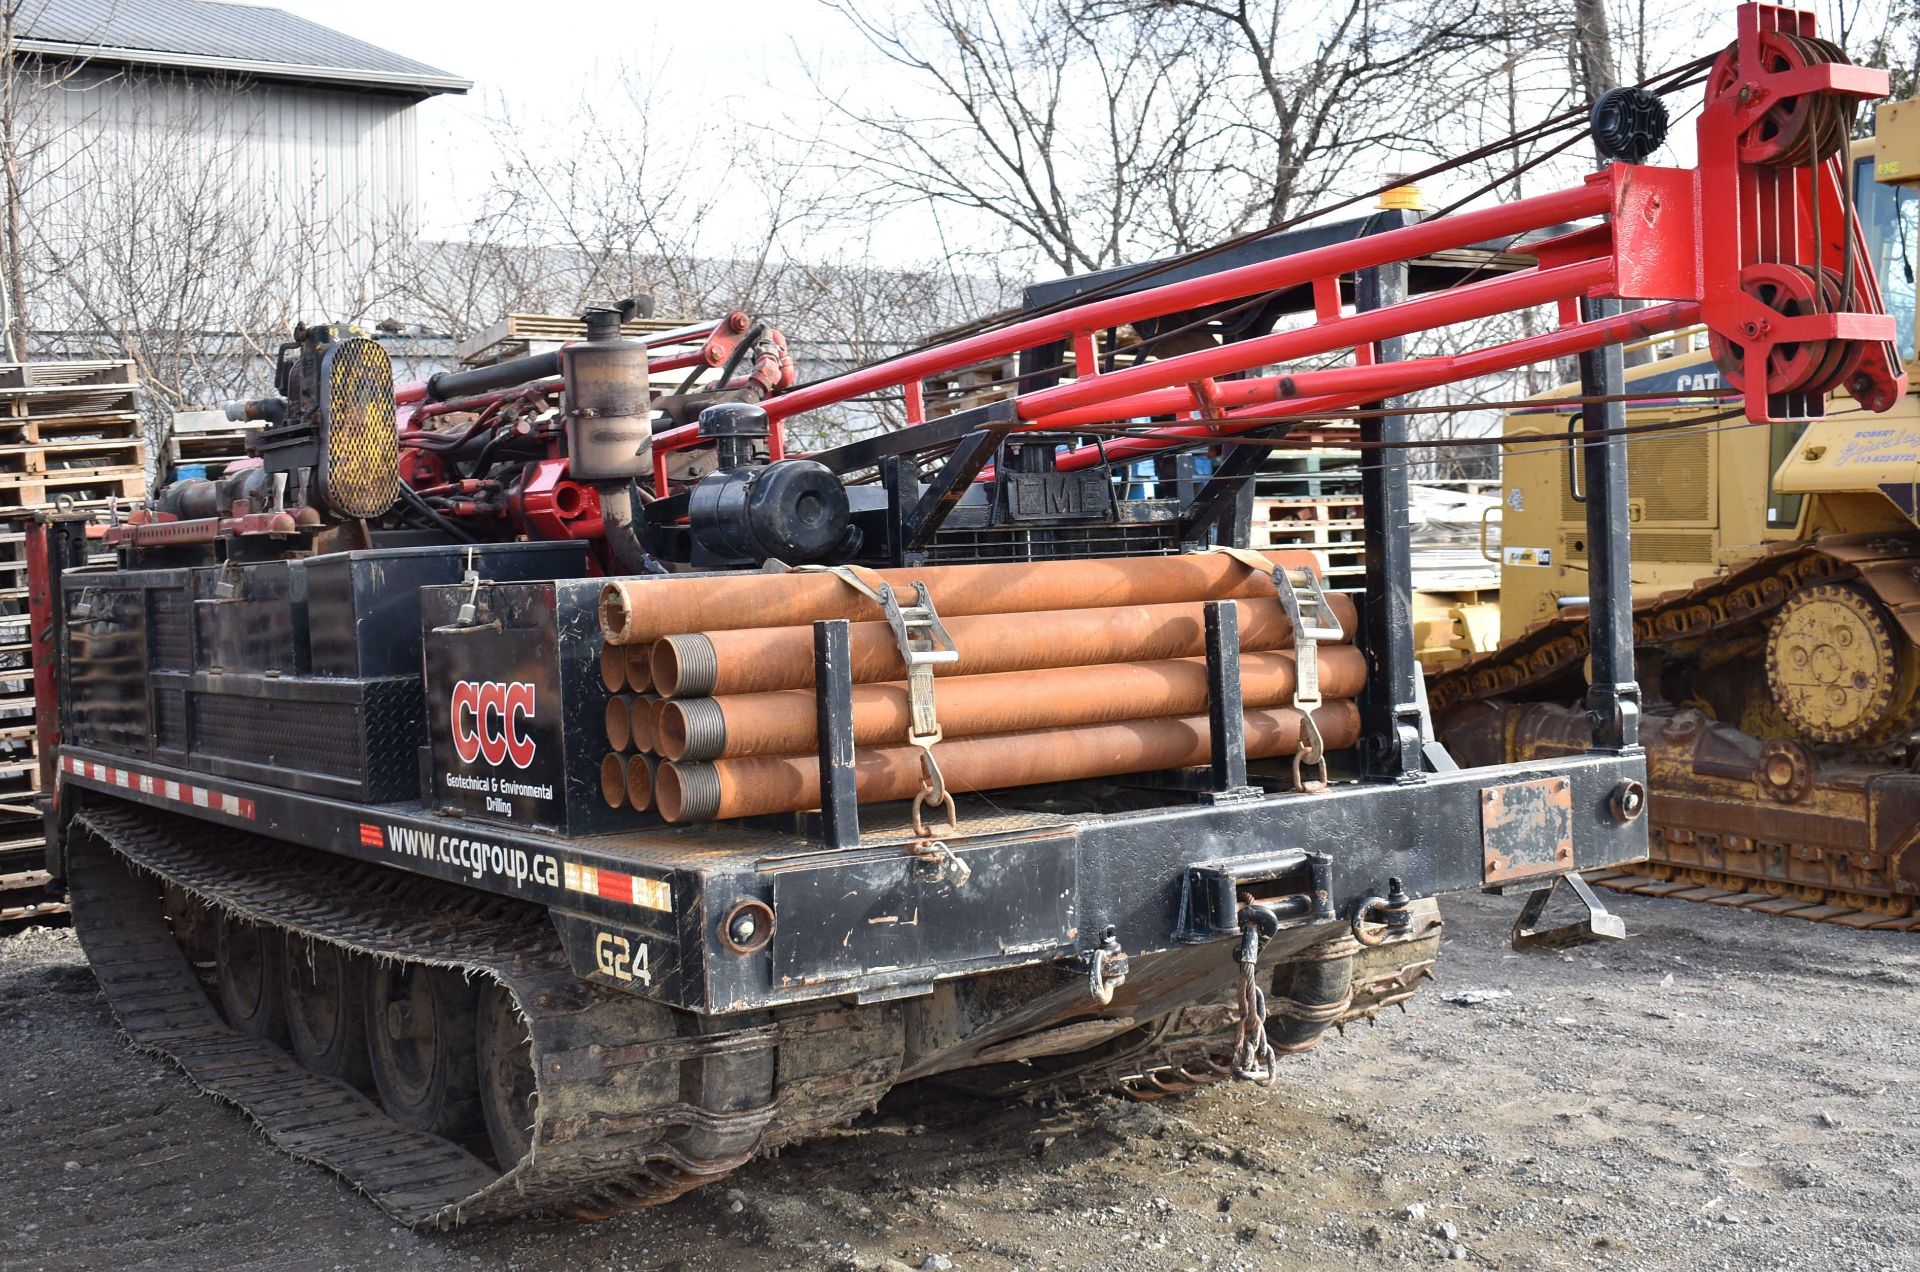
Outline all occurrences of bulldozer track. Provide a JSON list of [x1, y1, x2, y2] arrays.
[[67, 801, 904, 1227], [1428, 537, 1900, 713], [1431, 533, 1920, 924], [1586, 866, 1920, 931]]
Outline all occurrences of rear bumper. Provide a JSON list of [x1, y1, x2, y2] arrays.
[[56, 745, 1646, 1014]]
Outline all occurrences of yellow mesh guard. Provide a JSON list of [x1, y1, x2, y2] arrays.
[[324, 338, 401, 519]]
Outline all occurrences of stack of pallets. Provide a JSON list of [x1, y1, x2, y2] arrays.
[[166, 408, 249, 480], [1249, 446, 1365, 587], [0, 359, 145, 919]]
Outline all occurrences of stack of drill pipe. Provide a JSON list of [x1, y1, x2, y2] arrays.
[[598, 640, 661, 813], [597, 551, 1363, 825]]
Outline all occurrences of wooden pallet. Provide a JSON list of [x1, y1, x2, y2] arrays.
[[0, 359, 133, 392], [0, 410, 142, 445], [457, 313, 701, 367], [168, 428, 248, 474], [1254, 519, 1364, 548], [925, 354, 1019, 419], [0, 467, 145, 510], [0, 435, 144, 475], [0, 754, 40, 815]]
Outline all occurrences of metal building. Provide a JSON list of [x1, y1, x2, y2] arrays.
[[12, 0, 469, 316]]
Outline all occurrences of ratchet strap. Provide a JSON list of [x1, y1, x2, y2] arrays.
[[803, 565, 961, 835], [1212, 548, 1344, 791]]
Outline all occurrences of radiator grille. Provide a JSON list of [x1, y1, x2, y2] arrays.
[[1560, 427, 1713, 525], [149, 590, 191, 668], [924, 522, 1183, 564], [153, 687, 187, 750], [324, 338, 400, 519], [1560, 529, 1716, 564]]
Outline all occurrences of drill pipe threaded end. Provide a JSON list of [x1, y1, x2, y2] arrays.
[[660, 761, 722, 823], [662, 697, 729, 762], [653, 633, 719, 698]]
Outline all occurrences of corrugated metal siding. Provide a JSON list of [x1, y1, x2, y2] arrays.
[[29, 67, 419, 318]]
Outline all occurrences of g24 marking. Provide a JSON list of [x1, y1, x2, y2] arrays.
[[594, 931, 651, 985]]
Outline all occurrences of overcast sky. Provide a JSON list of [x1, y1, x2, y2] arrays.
[[275, 1, 884, 246], [265, 0, 1748, 287]]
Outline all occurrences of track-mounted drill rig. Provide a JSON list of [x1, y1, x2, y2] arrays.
[[31, 4, 1901, 1224]]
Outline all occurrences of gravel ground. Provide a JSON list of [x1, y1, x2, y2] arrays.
[[1, 886, 1915, 1272]]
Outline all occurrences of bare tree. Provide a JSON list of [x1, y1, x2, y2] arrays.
[[0, 0, 114, 359], [812, 0, 1531, 277], [810, 0, 1218, 274], [18, 67, 416, 449]]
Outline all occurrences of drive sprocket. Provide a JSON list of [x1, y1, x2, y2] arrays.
[[1764, 582, 1920, 745]]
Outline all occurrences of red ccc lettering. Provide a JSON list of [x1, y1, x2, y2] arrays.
[[451, 680, 536, 769]]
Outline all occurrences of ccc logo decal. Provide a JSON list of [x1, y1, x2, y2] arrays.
[[451, 680, 536, 769]]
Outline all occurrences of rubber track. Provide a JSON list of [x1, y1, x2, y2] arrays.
[[67, 804, 895, 1226], [1016, 925, 1444, 1103]]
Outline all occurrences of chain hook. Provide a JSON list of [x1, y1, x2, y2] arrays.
[[1083, 928, 1128, 1005], [909, 742, 958, 837], [1231, 901, 1282, 1083]]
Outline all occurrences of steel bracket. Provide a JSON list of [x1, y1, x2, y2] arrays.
[[1509, 871, 1627, 952]]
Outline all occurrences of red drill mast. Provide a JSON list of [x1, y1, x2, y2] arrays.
[[643, 1, 1902, 488]]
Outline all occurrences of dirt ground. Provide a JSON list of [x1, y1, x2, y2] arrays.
[[1, 885, 1915, 1272]]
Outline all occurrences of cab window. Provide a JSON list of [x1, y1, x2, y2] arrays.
[[1855, 156, 1918, 364]]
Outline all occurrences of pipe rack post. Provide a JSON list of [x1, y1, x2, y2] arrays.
[[813, 620, 860, 846], [1576, 297, 1642, 751], [1203, 600, 1252, 798], [1356, 214, 1427, 781]]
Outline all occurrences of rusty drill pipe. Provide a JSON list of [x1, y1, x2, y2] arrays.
[[604, 695, 634, 751], [652, 593, 1358, 698], [624, 643, 652, 694], [598, 644, 626, 694], [658, 647, 1367, 761], [624, 753, 656, 813], [601, 549, 1319, 645], [628, 693, 663, 754], [655, 702, 1360, 823], [599, 753, 627, 809]]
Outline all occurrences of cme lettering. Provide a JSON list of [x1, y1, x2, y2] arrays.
[[451, 680, 537, 769]]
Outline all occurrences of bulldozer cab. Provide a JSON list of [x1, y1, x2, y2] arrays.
[[1492, 104, 1920, 643]]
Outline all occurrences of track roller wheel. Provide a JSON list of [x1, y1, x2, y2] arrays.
[[282, 935, 373, 1088], [161, 883, 215, 965], [215, 911, 289, 1046], [366, 961, 483, 1139], [476, 980, 536, 1167]]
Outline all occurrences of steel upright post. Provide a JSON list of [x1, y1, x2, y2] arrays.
[[1356, 213, 1425, 779], [1576, 297, 1641, 750]]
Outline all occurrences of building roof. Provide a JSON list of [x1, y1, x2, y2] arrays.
[[13, 0, 470, 96]]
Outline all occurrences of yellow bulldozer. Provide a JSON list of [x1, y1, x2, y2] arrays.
[[1430, 100, 1920, 929]]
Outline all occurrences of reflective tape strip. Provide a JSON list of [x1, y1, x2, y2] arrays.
[[61, 756, 257, 821], [561, 859, 671, 913]]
